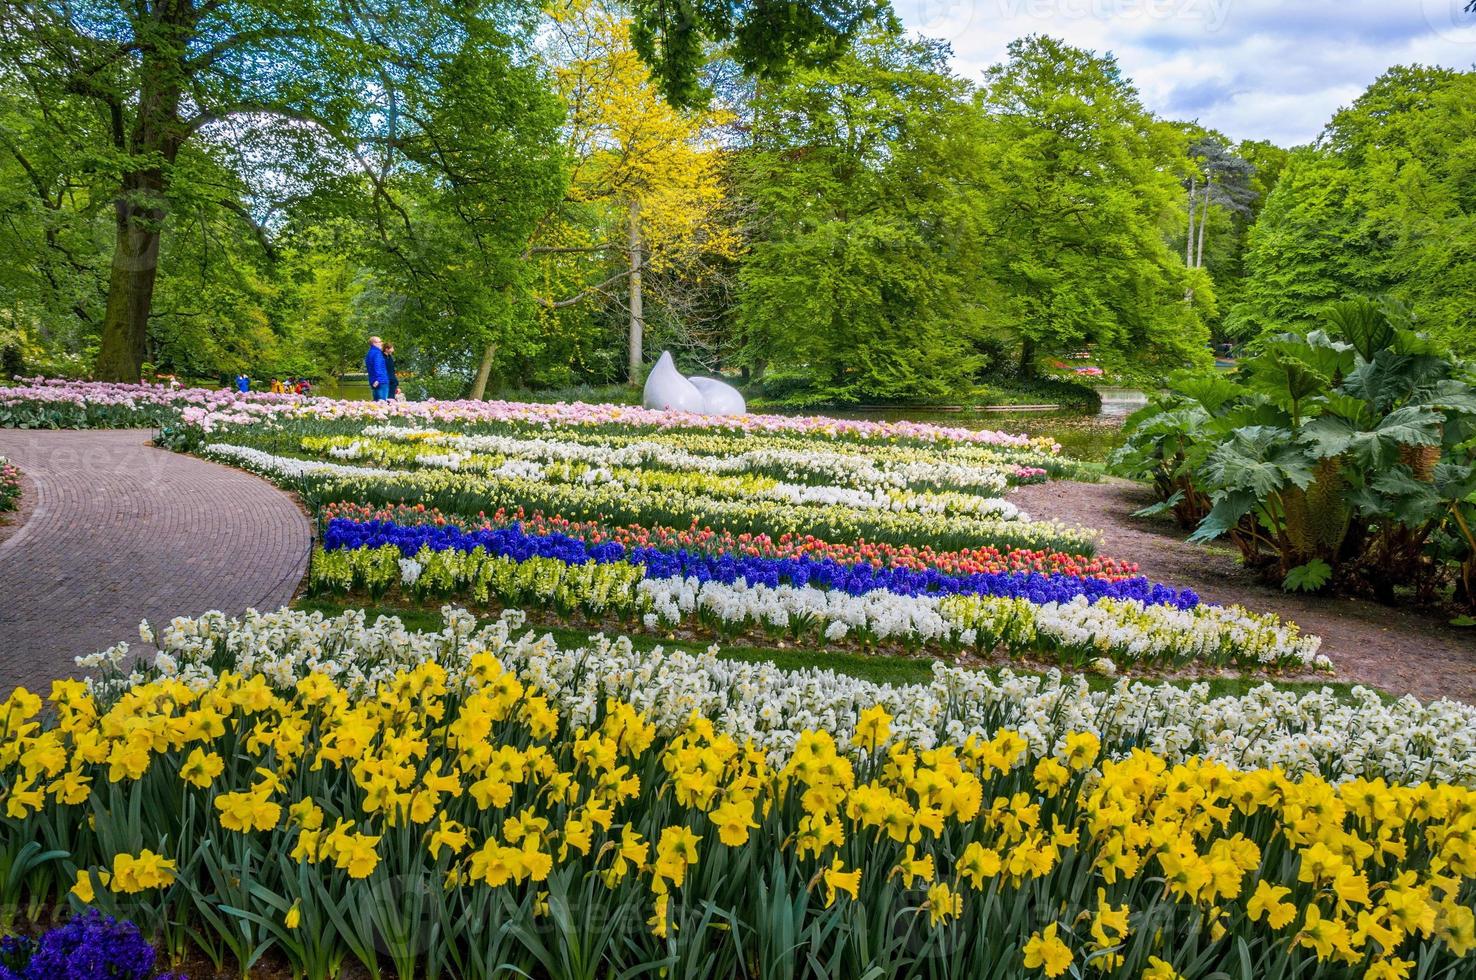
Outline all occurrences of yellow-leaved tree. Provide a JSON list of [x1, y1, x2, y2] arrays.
[[533, 0, 739, 387]]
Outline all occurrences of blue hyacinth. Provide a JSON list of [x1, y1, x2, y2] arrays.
[[0, 911, 184, 980], [323, 518, 1202, 610]]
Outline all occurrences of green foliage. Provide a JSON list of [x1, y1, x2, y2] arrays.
[[1232, 66, 1476, 352], [733, 31, 987, 406], [1283, 559, 1332, 593], [1115, 294, 1476, 608], [974, 37, 1212, 377]]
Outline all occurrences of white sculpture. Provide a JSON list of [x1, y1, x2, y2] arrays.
[[688, 376, 747, 415], [642, 351, 746, 415], [642, 351, 705, 413]]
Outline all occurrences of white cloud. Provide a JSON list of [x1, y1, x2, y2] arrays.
[[891, 0, 1476, 144]]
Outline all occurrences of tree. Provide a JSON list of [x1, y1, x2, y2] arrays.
[[1183, 138, 1256, 273], [362, 36, 567, 401], [0, 0, 881, 383], [733, 29, 990, 405], [535, 1, 739, 388], [625, 0, 890, 108], [974, 36, 1210, 376], [1232, 66, 1476, 351], [0, 0, 527, 380]]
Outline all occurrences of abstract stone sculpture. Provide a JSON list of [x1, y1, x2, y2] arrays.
[[643, 351, 746, 415]]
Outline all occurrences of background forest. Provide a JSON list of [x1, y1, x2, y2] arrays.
[[1, 0, 1473, 406]]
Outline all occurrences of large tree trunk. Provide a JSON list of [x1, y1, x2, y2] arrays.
[[92, 9, 189, 382], [627, 197, 644, 387], [1018, 335, 1036, 377], [94, 180, 165, 381], [470, 342, 497, 400]]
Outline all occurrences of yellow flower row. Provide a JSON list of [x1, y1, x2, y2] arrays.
[[2, 662, 1473, 979]]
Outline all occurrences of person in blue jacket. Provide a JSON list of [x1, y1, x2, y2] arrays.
[[365, 336, 390, 400], [235, 373, 250, 393]]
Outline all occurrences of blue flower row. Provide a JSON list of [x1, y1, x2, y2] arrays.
[[321, 518, 1201, 609]]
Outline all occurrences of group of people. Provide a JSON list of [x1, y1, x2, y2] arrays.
[[232, 375, 312, 395], [364, 336, 400, 401], [231, 338, 399, 400]]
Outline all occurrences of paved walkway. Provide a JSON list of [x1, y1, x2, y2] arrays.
[[1014, 478, 1476, 704], [0, 429, 310, 693]]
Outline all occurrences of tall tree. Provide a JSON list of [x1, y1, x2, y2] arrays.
[[0, 0, 525, 380], [1233, 65, 1476, 349], [0, 0, 882, 382], [734, 29, 990, 405], [535, 1, 738, 388], [974, 36, 1210, 376]]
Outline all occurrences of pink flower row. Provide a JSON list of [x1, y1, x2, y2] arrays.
[[3, 378, 1063, 451]]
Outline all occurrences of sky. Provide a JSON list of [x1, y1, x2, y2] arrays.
[[889, 0, 1476, 146]]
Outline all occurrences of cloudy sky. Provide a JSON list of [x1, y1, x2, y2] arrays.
[[889, 0, 1476, 145]]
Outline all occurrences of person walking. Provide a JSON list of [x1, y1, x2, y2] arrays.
[[383, 343, 400, 400], [365, 336, 390, 401]]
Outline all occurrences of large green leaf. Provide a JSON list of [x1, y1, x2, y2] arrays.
[[1168, 373, 1249, 415], [1188, 489, 1258, 543], [1323, 297, 1395, 362], [1314, 391, 1373, 426], [1200, 426, 1316, 497], [1302, 405, 1443, 468]]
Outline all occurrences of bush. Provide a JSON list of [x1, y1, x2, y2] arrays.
[[1112, 296, 1476, 605]]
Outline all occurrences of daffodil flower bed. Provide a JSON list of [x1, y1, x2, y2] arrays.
[[303, 433, 1024, 520], [74, 607, 1474, 786], [5, 613, 1473, 979], [342, 425, 1030, 494]]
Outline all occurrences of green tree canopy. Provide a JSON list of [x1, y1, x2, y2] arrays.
[[733, 30, 991, 405], [973, 36, 1211, 376]]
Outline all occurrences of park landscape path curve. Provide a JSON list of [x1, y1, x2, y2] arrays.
[[1013, 477, 1476, 705], [0, 428, 311, 694]]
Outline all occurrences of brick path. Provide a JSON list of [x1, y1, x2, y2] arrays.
[[0, 429, 310, 693]]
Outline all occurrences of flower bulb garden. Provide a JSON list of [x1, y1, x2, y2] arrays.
[[1, 380, 1474, 979]]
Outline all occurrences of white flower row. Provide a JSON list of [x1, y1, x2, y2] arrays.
[[359, 424, 1014, 495], [203, 442, 1092, 552], [84, 606, 1476, 786], [324, 437, 1024, 520], [632, 576, 1323, 669]]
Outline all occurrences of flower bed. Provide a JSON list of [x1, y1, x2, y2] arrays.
[[0, 912, 181, 979], [4, 378, 1324, 677], [202, 442, 1100, 555], [320, 501, 1144, 579], [2, 607, 1468, 979], [306, 520, 1324, 671], [0, 377, 298, 430], [94, 607, 1476, 785], [0, 457, 19, 513]]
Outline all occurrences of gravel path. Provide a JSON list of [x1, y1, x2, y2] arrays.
[[1014, 478, 1476, 704], [0, 429, 311, 693]]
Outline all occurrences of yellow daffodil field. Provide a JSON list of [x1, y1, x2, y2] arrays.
[[3, 608, 1474, 980]]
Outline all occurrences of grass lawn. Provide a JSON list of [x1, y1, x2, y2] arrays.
[[294, 598, 1371, 700]]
